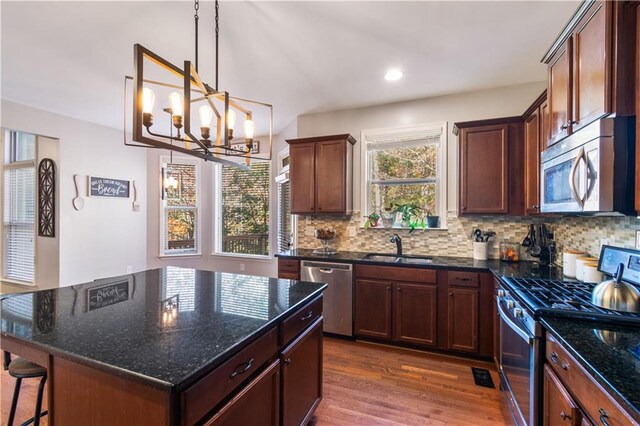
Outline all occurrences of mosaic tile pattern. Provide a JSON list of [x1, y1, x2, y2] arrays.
[[296, 212, 640, 262]]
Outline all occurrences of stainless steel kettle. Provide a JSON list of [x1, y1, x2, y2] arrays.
[[591, 263, 640, 313]]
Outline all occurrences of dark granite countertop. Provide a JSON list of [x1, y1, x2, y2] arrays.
[[0, 267, 326, 391], [277, 248, 565, 278], [542, 317, 640, 422]]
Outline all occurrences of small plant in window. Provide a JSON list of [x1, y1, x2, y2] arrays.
[[392, 203, 425, 233], [425, 208, 439, 228], [363, 211, 381, 229]]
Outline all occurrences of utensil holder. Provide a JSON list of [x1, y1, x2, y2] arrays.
[[473, 242, 488, 260]]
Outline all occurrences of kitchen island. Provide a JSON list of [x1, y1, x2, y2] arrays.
[[0, 267, 327, 425]]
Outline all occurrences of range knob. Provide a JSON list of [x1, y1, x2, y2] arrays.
[[513, 308, 522, 317], [507, 300, 515, 309], [497, 289, 505, 298]]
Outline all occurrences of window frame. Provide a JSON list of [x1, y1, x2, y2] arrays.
[[1, 129, 37, 285], [213, 161, 272, 260], [275, 146, 296, 253], [360, 122, 448, 230], [159, 156, 201, 257]]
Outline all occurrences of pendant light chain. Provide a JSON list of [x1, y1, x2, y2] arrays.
[[194, 0, 200, 72], [215, 0, 219, 91]]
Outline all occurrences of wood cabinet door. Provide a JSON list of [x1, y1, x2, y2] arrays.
[[395, 283, 437, 347], [524, 107, 541, 215], [459, 124, 509, 214], [548, 39, 572, 146], [447, 287, 479, 353], [314, 139, 346, 213], [543, 365, 582, 426], [281, 318, 323, 426], [289, 142, 316, 214], [493, 280, 501, 370], [572, 1, 611, 132], [204, 360, 280, 426], [355, 279, 392, 340]]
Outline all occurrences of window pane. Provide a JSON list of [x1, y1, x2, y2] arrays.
[[369, 144, 437, 180], [166, 163, 196, 207], [16, 132, 36, 162], [3, 167, 35, 282], [165, 209, 196, 252], [221, 162, 270, 256], [277, 180, 291, 253], [370, 182, 436, 215]]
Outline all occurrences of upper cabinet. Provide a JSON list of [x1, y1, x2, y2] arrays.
[[287, 134, 356, 215], [543, 0, 637, 147], [523, 93, 547, 215], [454, 118, 524, 215]]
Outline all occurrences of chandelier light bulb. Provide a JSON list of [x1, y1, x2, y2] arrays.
[[142, 87, 155, 114], [244, 119, 255, 140], [227, 109, 236, 131], [168, 92, 184, 117], [199, 105, 214, 129]]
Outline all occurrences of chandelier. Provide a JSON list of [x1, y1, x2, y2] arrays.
[[124, 0, 272, 168]]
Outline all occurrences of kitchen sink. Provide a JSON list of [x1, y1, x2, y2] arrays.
[[363, 253, 433, 264]]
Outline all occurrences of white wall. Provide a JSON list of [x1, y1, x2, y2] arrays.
[[297, 82, 546, 212], [146, 119, 298, 277], [1, 100, 148, 286]]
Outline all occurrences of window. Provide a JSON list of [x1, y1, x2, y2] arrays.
[[2, 130, 36, 283], [276, 148, 294, 253], [361, 122, 447, 228], [215, 161, 270, 257], [161, 158, 199, 255]]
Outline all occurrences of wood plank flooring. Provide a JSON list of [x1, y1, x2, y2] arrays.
[[0, 338, 506, 425]]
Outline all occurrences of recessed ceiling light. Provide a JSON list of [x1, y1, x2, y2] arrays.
[[384, 69, 403, 81]]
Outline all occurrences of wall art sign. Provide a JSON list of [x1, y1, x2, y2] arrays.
[[89, 176, 130, 198], [38, 158, 56, 237], [87, 280, 130, 311]]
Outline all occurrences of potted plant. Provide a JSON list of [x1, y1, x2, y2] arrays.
[[392, 203, 425, 233], [363, 211, 381, 229], [425, 209, 439, 228]]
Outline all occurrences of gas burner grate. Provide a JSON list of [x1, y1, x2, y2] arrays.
[[502, 277, 640, 325]]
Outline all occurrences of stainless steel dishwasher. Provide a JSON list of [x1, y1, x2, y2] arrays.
[[300, 261, 353, 336]]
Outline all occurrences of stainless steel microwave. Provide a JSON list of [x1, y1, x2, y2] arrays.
[[540, 117, 635, 215]]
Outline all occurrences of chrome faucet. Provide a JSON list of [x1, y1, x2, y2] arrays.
[[390, 234, 402, 256]]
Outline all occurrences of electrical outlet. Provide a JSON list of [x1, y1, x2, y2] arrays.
[[600, 238, 609, 250], [346, 226, 357, 237], [240, 263, 245, 272], [126, 265, 132, 274]]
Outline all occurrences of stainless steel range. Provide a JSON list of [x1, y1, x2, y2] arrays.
[[497, 246, 640, 426]]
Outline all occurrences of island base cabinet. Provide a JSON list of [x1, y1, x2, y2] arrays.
[[204, 360, 280, 426], [543, 365, 582, 426], [281, 318, 323, 426]]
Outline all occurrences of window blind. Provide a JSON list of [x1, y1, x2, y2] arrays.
[[3, 167, 35, 282], [366, 127, 444, 151], [277, 180, 291, 253]]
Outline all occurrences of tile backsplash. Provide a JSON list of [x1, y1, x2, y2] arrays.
[[296, 212, 640, 262]]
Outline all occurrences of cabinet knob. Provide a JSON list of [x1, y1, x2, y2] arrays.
[[570, 120, 578, 125], [284, 358, 291, 366], [449, 292, 453, 297], [559, 411, 571, 421], [386, 286, 391, 291], [598, 409, 610, 426], [561, 124, 569, 130]]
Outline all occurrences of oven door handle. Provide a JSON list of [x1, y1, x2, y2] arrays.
[[496, 298, 534, 345], [569, 147, 586, 209]]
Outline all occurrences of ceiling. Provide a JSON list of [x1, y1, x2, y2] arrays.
[[1, 1, 580, 134]]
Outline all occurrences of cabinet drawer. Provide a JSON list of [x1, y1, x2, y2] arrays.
[[278, 272, 300, 280], [278, 259, 300, 273], [280, 297, 323, 346], [356, 264, 436, 284], [546, 334, 635, 426], [182, 327, 278, 426], [448, 271, 479, 288]]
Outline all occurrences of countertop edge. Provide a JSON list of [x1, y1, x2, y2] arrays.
[[1, 285, 327, 392], [541, 318, 640, 423]]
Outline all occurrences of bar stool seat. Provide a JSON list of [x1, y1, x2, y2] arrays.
[[4, 353, 48, 426]]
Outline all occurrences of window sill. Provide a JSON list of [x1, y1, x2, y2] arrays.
[[211, 252, 273, 262], [1, 278, 36, 287], [359, 226, 448, 231], [158, 252, 202, 259]]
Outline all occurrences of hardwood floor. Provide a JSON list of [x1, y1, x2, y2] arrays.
[[311, 338, 507, 426], [0, 338, 506, 425]]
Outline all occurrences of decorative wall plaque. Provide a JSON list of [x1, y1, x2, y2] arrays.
[[38, 158, 56, 237]]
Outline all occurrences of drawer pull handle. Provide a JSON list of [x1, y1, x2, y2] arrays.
[[301, 311, 313, 321], [550, 352, 568, 370], [559, 411, 571, 421], [599, 408, 610, 426], [229, 358, 254, 379], [456, 277, 472, 281]]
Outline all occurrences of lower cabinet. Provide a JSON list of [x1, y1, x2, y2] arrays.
[[204, 360, 281, 426], [395, 283, 437, 347], [355, 278, 393, 340], [281, 318, 323, 426], [543, 365, 581, 426], [447, 287, 479, 353]]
